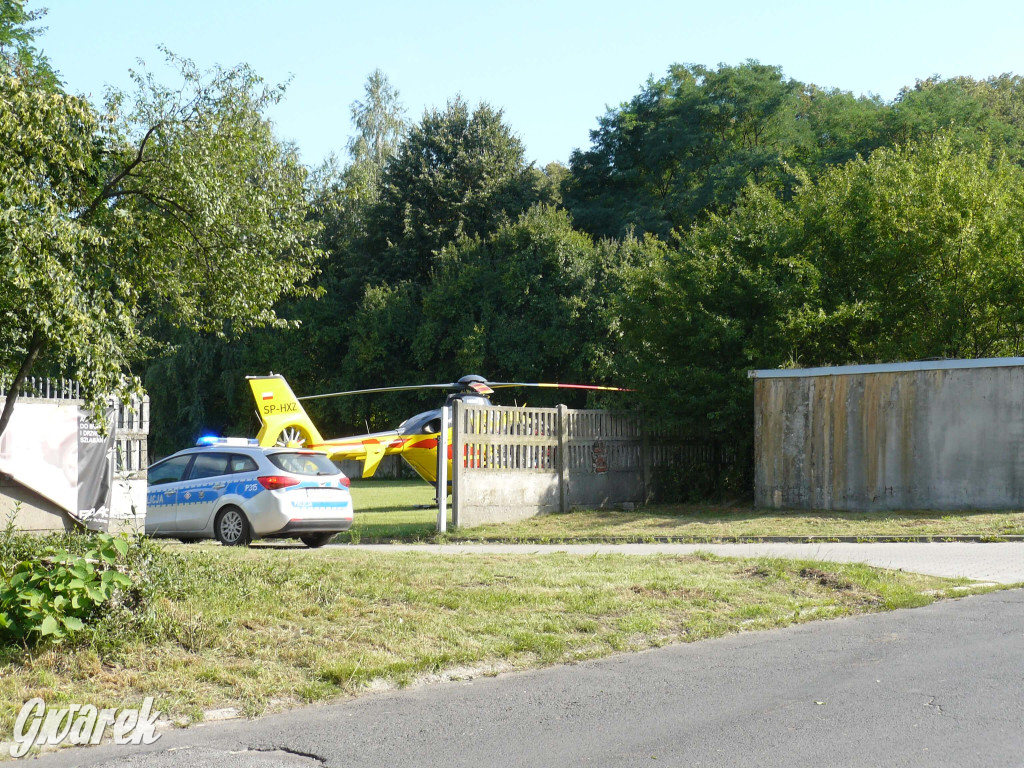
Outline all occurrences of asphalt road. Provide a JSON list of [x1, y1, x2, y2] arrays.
[[29, 589, 1024, 767]]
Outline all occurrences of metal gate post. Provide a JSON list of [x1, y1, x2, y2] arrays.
[[450, 400, 463, 528], [437, 404, 449, 533]]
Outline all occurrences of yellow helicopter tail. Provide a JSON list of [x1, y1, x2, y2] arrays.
[[246, 374, 325, 448]]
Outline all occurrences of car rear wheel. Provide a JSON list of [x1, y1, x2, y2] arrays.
[[215, 507, 252, 547], [300, 532, 336, 548]]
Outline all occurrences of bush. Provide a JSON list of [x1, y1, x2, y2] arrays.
[[0, 515, 172, 647], [652, 453, 753, 503]]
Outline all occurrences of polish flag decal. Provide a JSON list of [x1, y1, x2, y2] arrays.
[[262, 392, 274, 400]]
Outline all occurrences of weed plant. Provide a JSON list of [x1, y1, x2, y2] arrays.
[[0, 513, 179, 654]]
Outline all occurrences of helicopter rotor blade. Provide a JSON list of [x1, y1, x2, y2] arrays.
[[487, 382, 634, 392], [295, 377, 633, 402], [297, 383, 456, 401]]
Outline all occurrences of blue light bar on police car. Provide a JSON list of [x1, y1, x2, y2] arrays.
[[195, 436, 260, 447]]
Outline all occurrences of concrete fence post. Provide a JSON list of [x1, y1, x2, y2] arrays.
[[641, 418, 652, 502], [557, 404, 570, 513]]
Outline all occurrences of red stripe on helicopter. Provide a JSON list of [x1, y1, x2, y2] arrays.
[[408, 438, 438, 450], [406, 439, 454, 459]]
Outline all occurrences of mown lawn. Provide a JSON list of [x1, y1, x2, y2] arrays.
[[451, 507, 1024, 542], [346, 479, 1024, 542], [0, 544, 994, 742]]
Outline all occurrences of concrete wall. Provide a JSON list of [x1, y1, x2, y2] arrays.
[[451, 403, 657, 528], [0, 475, 145, 534], [103, 473, 147, 534], [567, 470, 645, 510], [754, 360, 1024, 510], [456, 472, 560, 527], [0, 476, 77, 532]]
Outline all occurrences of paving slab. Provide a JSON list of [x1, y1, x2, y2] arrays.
[[346, 541, 1024, 584]]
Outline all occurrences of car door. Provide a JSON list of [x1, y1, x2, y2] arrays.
[[175, 451, 232, 534], [145, 454, 195, 535]]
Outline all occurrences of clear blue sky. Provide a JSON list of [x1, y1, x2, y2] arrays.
[[37, 0, 1024, 168]]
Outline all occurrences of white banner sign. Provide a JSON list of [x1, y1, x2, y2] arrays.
[[0, 400, 78, 513]]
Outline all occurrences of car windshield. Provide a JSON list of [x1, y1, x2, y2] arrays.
[[268, 452, 340, 476]]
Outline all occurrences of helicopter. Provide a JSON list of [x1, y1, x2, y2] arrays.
[[245, 374, 631, 487]]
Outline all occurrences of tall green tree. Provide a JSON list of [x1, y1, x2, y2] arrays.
[[309, 97, 549, 426], [0, 34, 323, 438], [0, 0, 53, 83], [793, 133, 1024, 361], [614, 132, 1024, 494], [883, 76, 1024, 164], [141, 70, 413, 450], [344, 68, 407, 205], [791, 85, 888, 168], [0, 58, 110, 435], [564, 61, 813, 239], [413, 205, 643, 401], [360, 97, 544, 287], [614, 183, 814, 443]]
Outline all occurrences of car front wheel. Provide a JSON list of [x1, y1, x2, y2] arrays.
[[215, 507, 252, 547]]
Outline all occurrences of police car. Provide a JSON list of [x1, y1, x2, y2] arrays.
[[145, 438, 353, 547]]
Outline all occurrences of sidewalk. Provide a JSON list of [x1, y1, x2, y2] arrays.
[[348, 542, 1024, 584]]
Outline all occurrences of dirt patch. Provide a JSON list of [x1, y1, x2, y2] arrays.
[[741, 565, 774, 580], [799, 567, 856, 591], [628, 584, 710, 600]]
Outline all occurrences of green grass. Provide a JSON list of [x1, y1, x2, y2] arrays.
[[0, 544, 997, 743], [345, 480, 1024, 542], [347, 479, 446, 541], [451, 507, 1024, 542]]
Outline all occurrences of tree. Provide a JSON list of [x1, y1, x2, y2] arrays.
[[0, 0, 54, 83], [614, 132, 1024, 495], [793, 133, 1024, 361], [0, 39, 323, 437], [0, 61, 112, 435], [614, 183, 814, 443], [302, 70, 409, 374], [324, 70, 409, 250], [345, 68, 407, 202], [361, 97, 543, 287], [414, 205, 639, 399], [564, 61, 812, 239], [302, 97, 550, 421], [791, 85, 888, 168], [883, 76, 1024, 165], [140, 71, 412, 450]]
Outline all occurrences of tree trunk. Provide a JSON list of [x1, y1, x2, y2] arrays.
[[0, 330, 45, 439]]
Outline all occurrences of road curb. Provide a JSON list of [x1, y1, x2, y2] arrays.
[[362, 534, 1024, 545]]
